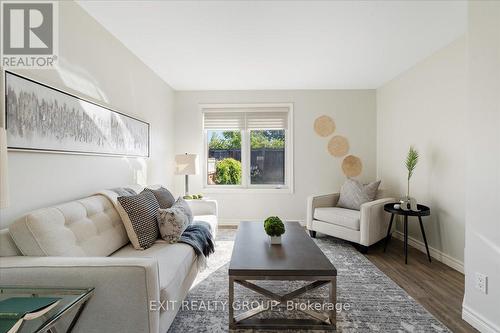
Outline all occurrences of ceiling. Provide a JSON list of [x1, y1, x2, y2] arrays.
[[78, 1, 467, 90]]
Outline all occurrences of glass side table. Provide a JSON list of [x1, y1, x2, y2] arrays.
[[0, 286, 94, 333]]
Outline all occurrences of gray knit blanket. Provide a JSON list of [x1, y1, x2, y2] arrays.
[[179, 221, 215, 269]]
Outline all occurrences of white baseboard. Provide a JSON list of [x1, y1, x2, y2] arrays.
[[218, 219, 242, 226], [219, 220, 464, 273], [218, 219, 306, 226], [393, 231, 464, 273], [462, 303, 500, 333]]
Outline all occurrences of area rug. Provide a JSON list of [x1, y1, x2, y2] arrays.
[[168, 229, 450, 332]]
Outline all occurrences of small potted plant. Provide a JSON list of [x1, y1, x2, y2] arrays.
[[264, 216, 285, 245], [399, 146, 419, 211]]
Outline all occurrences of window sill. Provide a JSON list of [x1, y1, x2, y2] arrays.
[[202, 187, 293, 194]]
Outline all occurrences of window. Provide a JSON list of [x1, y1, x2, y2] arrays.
[[202, 104, 293, 191], [250, 130, 285, 185], [207, 130, 242, 185]]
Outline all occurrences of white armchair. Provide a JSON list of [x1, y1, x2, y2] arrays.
[[306, 190, 395, 252]]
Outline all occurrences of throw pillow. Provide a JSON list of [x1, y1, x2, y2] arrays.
[[337, 178, 381, 210], [144, 187, 175, 209], [158, 198, 193, 243], [116, 190, 160, 250]]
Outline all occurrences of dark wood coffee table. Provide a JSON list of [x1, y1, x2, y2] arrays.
[[228, 221, 337, 330]]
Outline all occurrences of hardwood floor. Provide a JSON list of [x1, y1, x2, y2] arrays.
[[364, 238, 477, 333], [219, 225, 476, 332]]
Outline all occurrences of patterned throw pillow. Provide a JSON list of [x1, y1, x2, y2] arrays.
[[337, 178, 381, 210], [144, 187, 175, 209], [117, 190, 160, 250], [158, 198, 193, 243]]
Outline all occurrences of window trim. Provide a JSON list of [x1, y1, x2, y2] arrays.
[[201, 103, 294, 194]]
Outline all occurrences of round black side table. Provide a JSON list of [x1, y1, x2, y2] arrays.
[[383, 203, 431, 264]]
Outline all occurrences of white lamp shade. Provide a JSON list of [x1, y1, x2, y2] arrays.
[[175, 154, 199, 175], [0, 128, 9, 208]]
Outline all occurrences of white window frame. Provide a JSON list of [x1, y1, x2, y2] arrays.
[[201, 103, 294, 194]]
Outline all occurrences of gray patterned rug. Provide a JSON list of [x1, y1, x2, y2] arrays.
[[168, 229, 450, 332]]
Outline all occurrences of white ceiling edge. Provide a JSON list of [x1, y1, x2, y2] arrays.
[[77, 1, 467, 91], [377, 33, 467, 89]]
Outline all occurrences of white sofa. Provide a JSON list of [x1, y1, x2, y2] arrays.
[[0, 186, 218, 333], [306, 190, 394, 252]]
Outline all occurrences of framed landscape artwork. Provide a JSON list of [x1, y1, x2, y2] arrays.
[[4, 71, 150, 157]]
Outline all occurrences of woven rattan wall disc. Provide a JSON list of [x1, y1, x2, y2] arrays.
[[327, 135, 349, 157], [342, 155, 362, 177], [314, 115, 335, 137]]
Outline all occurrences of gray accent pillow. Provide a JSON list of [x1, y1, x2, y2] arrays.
[[116, 190, 160, 250], [144, 187, 175, 209], [158, 198, 193, 243], [337, 178, 381, 210]]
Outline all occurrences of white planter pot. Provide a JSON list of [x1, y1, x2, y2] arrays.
[[269, 236, 282, 244]]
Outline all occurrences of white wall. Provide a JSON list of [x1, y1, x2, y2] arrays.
[[174, 90, 376, 223], [376, 37, 467, 269], [0, 1, 175, 227], [462, 1, 500, 332]]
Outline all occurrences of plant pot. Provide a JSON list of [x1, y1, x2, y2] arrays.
[[269, 236, 282, 245]]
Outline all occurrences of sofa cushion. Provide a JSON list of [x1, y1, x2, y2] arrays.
[[314, 207, 361, 231], [9, 195, 128, 256], [0, 229, 21, 256], [111, 241, 196, 303]]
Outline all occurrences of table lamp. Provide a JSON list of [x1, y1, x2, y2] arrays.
[[175, 153, 199, 196]]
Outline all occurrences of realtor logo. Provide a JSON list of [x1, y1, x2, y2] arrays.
[[1, 1, 58, 68]]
